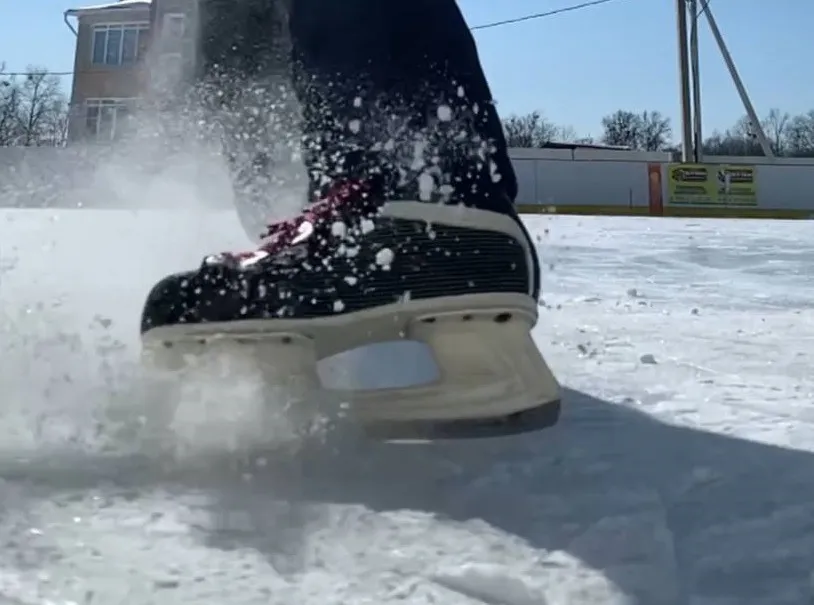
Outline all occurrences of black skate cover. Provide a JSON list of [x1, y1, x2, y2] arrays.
[[140, 203, 537, 335]]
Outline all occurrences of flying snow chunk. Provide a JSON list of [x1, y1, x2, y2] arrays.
[[331, 221, 347, 238], [360, 218, 375, 234], [490, 160, 502, 183], [418, 172, 434, 201], [375, 248, 395, 270], [437, 104, 453, 121]]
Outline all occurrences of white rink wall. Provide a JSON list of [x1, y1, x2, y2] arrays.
[[509, 146, 668, 210], [4, 146, 661, 210], [3, 146, 814, 216], [511, 147, 814, 214]]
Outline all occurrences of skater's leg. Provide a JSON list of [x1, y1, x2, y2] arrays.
[[193, 0, 524, 227], [287, 0, 517, 212], [194, 0, 302, 239]]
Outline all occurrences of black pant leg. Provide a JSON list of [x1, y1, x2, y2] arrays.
[[194, 0, 518, 217], [287, 0, 518, 213]]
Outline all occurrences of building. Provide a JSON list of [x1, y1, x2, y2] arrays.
[[63, 0, 193, 142]]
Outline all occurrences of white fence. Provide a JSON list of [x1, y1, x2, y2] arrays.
[[2, 145, 814, 217]]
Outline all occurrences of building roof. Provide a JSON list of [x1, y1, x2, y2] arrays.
[[65, 0, 151, 18], [542, 141, 631, 151]]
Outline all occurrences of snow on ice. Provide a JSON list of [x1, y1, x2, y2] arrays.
[[0, 209, 813, 604]]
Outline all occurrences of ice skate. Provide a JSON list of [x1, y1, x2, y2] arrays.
[[139, 179, 560, 438]]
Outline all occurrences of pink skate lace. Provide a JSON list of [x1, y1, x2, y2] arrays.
[[214, 180, 375, 267]]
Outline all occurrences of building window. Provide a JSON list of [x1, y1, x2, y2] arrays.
[[91, 24, 150, 66], [84, 99, 136, 140]]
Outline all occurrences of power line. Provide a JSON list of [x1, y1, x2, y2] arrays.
[[4, 0, 628, 78], [470, 0, 627, 31], [3, 71, 73, 77]]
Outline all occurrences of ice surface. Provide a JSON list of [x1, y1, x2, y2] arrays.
[[1, 210, 813, 604]]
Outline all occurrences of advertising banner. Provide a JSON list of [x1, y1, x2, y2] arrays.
[[666, 163, 757, 206]]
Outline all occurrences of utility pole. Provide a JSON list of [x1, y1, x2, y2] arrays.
[[675, 0, 693, 162], [699, 2, 774, 158], [688, 0, 703, 162]]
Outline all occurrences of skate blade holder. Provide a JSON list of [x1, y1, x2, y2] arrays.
[[140, 331, 320, 397], [341, 300, 561, 440], [140, 294, 561, 440]]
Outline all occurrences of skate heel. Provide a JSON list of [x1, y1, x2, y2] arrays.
[[341, 296, 561, 439]]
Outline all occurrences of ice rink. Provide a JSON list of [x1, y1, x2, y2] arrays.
[[1, 210, 813, 604]]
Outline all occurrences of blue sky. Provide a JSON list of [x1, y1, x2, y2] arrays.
[[0, 0, 810, 139]]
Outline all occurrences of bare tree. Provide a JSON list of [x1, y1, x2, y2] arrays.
[[761, 108, 789, 155], [17, 68, 68, 146], [0, 64, 69, 147], [706, 115, 767, 156], [601, 110, 671, 150], [637, 110, 672, 151], [785, 111, 814, 157], [600, 110, 640, 148], [37, 97, 70, 146], [701, 131, 738, 156], [502, 111, 560, 147], [0, 63, 22, 145]]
